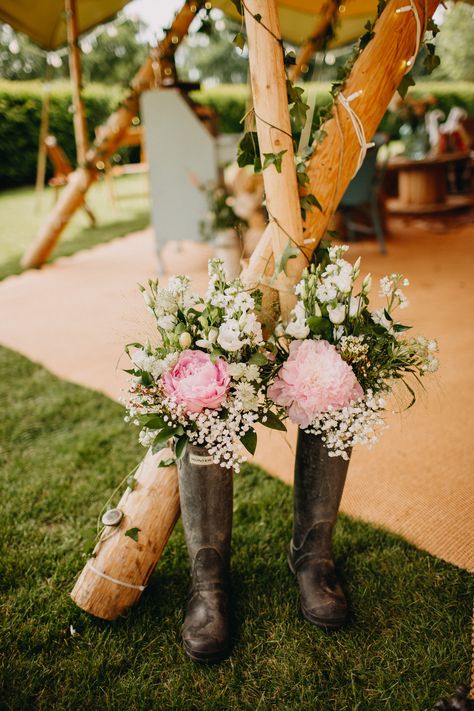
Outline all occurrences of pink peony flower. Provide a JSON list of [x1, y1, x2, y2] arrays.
[[162, 350, 230, 413], [267, 339, 363, 428]]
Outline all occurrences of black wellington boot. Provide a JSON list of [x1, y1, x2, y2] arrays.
[[288, 430, 350, 630], [178, 444, 233, 663]]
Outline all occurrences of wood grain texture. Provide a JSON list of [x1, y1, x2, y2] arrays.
[[65, 0, 88, 168], [71, 448, 180, 620], [242, 0, 306, 322], [243, 0, 440, 324]]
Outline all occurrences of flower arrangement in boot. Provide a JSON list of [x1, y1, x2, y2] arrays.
[[124, 259, 285, 471], [268, 241, 439, 459]]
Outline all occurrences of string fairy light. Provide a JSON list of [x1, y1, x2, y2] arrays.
[[395, 0, 423, 72], [338, 89, 375, 176]]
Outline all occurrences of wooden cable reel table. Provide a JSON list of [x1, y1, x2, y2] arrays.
[[386, 152, 472, 214]]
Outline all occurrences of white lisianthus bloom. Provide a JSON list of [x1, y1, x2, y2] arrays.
[[332, 266, 353, 294], [349, 296, 362, 319], [285, 301, 309, 339], [316, 283, 338, 303], [362, 273, 372, 294], [313, 301, 322, 317], [217, 319, 245, 352], [371, 308, 393, 332], [327, 303, 346, 324]]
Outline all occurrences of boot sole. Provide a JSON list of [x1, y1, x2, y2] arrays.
[[183, 640, 230, 664], [287, 554, 347, 631]]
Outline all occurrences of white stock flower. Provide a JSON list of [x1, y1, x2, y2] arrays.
[[243, 364, 261, 382], [371, 308, 392, 331], [228, 362, 246, 379], [240, 312, 263, 343], [327, 303, 346, 324], [234, 382, 259, 410], [217, 319, 245, 352], [157, 314, 178, 331]]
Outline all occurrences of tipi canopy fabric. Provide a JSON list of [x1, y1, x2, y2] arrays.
[[214, 0, 381, 47], [1, 0, 381, 51], [0, 0, 130, 50]]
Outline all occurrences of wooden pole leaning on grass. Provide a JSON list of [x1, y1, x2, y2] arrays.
[[241, 0, 440, 324], [71, 448, 180, 620], [288, 0, 338, 83], [241, 0, 306, 323], [21, 0, 204, 269]]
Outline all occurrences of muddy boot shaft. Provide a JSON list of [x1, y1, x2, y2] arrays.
[[289, 430, 350, 629], [178, 444, 233, 663]]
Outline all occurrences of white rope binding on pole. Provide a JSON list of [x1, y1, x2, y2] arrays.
[[337, 90, 375, 177], [396, 0, 423, 72], [87, 562, 147, 591]]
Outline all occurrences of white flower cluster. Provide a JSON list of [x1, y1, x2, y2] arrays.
[[305, 390, 387, 459], [337, 335, 369, 364]]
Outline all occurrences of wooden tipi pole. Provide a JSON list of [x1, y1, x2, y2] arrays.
[[34, 65, 53, 207], [242, 0, 440, 324], [288, 0, 338, 83], [21, 0, 204, 269], [65, 0, 88, 168], [241, 0, 306, 322]]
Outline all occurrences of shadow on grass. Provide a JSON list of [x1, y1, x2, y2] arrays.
[[0, 345, 472, 710], [0, 212, 150, 282]]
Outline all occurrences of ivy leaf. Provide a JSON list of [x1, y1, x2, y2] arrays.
[[427, 18, 440, 36], [125, 527, 141, 543], [359, 21, 374, 50], [237, 131, 261, 172], [241, 428, 257, 455], [248, 352, 268, 366], [275, 243, 299, 277], [284, 50, 296, 66], [260, 411, 287, 431], [175, 434, 189, 460], [423, 52, 440, 75], [398, 74, 416, 99], [307, 316, 332, 339], [233, 32, 245, 51], [300, 193, 322, 219], [263, 150, 287, 173], [254, 13, 262, 22], [290, 97, 310, 131]]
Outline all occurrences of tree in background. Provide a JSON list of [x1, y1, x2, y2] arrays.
[[433, 1, 474, 82], [0, 17, 149, 87]]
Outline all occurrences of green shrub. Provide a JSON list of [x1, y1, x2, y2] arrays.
[[1, 79, 473, 188], [0, 81, 125, 188]]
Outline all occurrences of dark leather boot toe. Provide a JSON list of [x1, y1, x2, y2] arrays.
[[181, 548, 231, 663], [291, 557, 347, 629]]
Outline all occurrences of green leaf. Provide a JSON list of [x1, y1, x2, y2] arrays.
[[237, 131, 261, 172], [423, 52, 440, 75], [398, 74, 416, 100], [383, 309, 393, 322], [241, 428, 257, 455], [307, 316, 332, 339], [275, 244, 300, 277], [158, 458, 175, 467], [139, 414, 166, 429], [284, 50, 296, 66], [263, 150, 287, 173], [152, 425, 177, 451], [393, 323, 412, 333], [233, 32, 245, 51], [300, 193, 322, 219], [229, 0, 243, 14], [125, 527, 141, 543], [254, 13, 262, 22], [260, 411, 287, 431], [175, 434, 189, 460], [248, 352, 268, 366]]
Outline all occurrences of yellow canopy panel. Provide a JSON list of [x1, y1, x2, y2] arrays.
[[0, 0, 131, 50], [213, 0, 380, 47]]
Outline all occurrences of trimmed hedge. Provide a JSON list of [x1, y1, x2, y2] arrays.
[[0, 81, 125, 189], [1, 79, 473, 188]]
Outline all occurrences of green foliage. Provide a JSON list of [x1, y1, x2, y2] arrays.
[[0, 345, 472, 708], [0, 80, 129, 188], [433, 2, 474, 82]]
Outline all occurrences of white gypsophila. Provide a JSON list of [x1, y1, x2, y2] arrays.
[[217, 319, 245, 352], [286, 300, 309, 339], [305, 389, 387, 459], [139, 428, 158, 447], [233, 382, 259, 411], [394, 288, 409, 309], [379, 275, 394, 298]]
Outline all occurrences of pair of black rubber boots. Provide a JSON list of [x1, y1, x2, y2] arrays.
[[178, 430, 349, 664]]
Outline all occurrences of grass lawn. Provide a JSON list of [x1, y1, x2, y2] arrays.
[[0, 345, 472, 710], [0, 173, 150, 281]]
